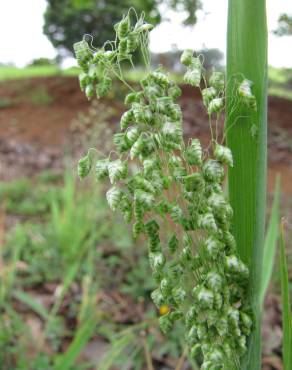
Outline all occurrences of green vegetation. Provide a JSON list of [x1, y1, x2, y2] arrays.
[[28, 85, 54, 105], [0, 65, 81, 81], [0, 170, 198, 369], [73, 5, 291, 370], [0, 3, 291, 370], [72, 8, 273, 369], [226, 1, 267, 368], [279, 221, 292, 370], [0, 65, 61, 81], [268, 67, 292, 100]]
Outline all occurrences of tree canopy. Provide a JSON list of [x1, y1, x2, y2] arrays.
[[43, 0, 201, 56], [274, 14, 292, 36]]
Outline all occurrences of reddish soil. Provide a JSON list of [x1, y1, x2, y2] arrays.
[[0, 76, 291, 196], [0, 77, 89, 146]]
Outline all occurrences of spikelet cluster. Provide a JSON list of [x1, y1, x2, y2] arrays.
[[75, 12, 258, 370], [73, 12, 152, 100], [181, 49, 202, 87]]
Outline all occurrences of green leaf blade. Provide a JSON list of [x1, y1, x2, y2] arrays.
[[226, 1, 268, 369], [279, 222, 292, 370], [260, 176, 281, 306], [13, 290, 50, 321], [54, 314, 99, 370]]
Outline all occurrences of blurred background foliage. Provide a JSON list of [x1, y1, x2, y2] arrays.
[[43, 0, 201, 56], [274, 13, 292, 36]]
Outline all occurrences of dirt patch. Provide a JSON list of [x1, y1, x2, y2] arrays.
[[0, 77, 89, 146], [0, 76, 291, 196]]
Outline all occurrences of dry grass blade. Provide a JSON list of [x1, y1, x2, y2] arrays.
[[142, 337, 154, 370]]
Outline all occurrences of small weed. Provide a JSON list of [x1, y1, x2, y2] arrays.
[[0, 177, 57, 216], [28, 85, 53, 106], [0, 98, 14, 108]]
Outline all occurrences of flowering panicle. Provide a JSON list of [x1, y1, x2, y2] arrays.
[[74, 11, 258, 370]]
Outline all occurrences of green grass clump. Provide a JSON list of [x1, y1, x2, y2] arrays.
[[0, 177, 58, 216], [0, 170, 188, 369], [27, 85, 53, 105], [0, 173, 125, 367]]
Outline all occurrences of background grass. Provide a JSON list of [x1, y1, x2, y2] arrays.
[[0, 65, 79, 81], [0, 170, 188, 369]]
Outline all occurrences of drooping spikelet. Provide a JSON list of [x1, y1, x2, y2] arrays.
[[78, 153, 92, 179], [74, 18, 253, 368]]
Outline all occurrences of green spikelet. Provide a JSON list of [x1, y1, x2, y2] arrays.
[[130, 134, 144, 159], [183, 57, 202, 87], [96, 76, 112, 98], [149, 252, 165, 272], [78, 153, 92, 179], [159, 313, 173, 334], [95, 159, 109, 180], [202, 87, 217, 106], [134, 190, 154, 209], [132, 220, 144, 238], [199, 213, 218, 233], [120, 110, 134, 130], [180, 49, 194, 66], [206, 272, 223, 290], [125, 127, 139, 147], [185, 139, 203, 166], [151, 71, 170, 87], [214, 144, 234, 167], [203, 159, 225, 183], [118, 38, 128, 58], [151, 289, 164, 308], [116, 15, 130, 39], [106, 186, 122, 211], [73, 40, 92, 68], [170, 205, 183, 223], [184, 68, 201, 87], [168, 84, 182, 100], [85, 84, 95, 100], [126, 32, 139, 53], [207, 98, 224, 115], [209, 71, 225, 91], [78, 72, 89, 91], [124, 92, 143, 105], [204, 237, 223, 259], [162, 121, 182, 143], [108, 159, 128, 184], [113, 132, 130, 153], [168, 234, 179, 253]]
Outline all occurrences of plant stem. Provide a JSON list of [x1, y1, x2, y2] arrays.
[[226, 1, 268, 369]]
